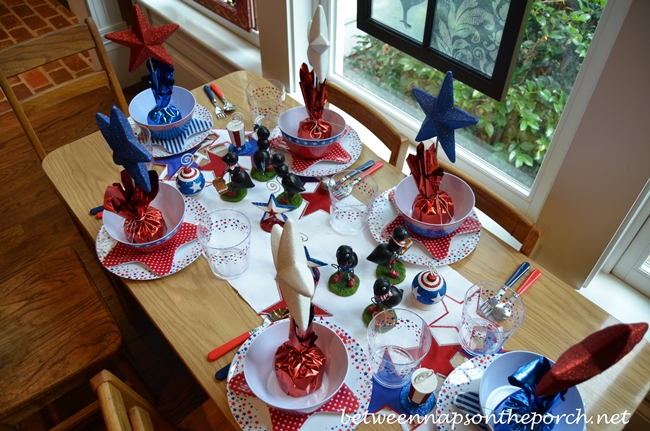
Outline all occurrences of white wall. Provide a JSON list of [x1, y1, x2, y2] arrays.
[[535, 0, 650, 288]]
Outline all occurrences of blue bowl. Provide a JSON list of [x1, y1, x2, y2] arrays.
[[129, 86, 196, 140]]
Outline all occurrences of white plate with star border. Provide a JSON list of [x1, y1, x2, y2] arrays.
[[226, 318, 372, 431], [268, 125, 362, 177], [96, 196, 206, 280], [367, 188, 481, 266], [436, 354, 498, 431]]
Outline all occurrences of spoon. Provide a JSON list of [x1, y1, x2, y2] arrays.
[[207, 307, 289, 361], [210, 83, 237, 112], [479, 262, 530, 317], [321, 160, 375, 190], [493, 269, 541, 320]]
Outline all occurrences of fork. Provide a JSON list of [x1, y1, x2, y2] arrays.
[[332, 161, 384, 200], [210, 83, 237, 112], [203, 85, 225, 119], [479, 262, 530, 317]]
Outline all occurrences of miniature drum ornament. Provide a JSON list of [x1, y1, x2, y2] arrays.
[[227, 112, 246, 150], [411, 264, 447, 310]]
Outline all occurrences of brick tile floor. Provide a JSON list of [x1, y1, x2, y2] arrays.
[[0, 0, 94, 114]]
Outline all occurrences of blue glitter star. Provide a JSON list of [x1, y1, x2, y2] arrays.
[[251, 194, 294, 223], [97, 106, 153, 192], [413, 71, 478, 163]]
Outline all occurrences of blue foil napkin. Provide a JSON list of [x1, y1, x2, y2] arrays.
[[147, 59, 181, 126], [492, 357, 565, 431]]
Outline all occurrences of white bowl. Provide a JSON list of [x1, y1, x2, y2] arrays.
[[394, 174, 475, 238], [243, 320, 348, 414], [104, 182, 185, 252], [129, 86, 196, 140], [479, 351, 585, 431], [278, 107, 346, 159]]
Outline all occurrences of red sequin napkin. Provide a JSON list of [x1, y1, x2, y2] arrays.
[[535, 322, 648, 397], [385, 189, 481, 259], [229, 372, 360, 431], [102, 222, 197, 276], [270, 128, 351, 172]]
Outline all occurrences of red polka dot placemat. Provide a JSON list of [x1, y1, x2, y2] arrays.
[[229, 372, 360, 431], [382, 216, 482, 260], [102, 222, 198, 276], [270, 131, 352, 172]]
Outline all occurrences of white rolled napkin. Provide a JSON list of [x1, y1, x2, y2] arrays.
[[271, 219, 315, 331]]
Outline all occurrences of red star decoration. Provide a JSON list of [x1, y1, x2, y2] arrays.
[[199, 151, 227, 177], [420, 334, 466, 376], [261, 282, 332, 317], [105, 5, 179, 72], [299, 181, 330, 218]]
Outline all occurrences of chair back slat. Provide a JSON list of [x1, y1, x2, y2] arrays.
[[21, 72, 109, 116]]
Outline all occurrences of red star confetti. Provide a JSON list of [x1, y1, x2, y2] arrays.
[[105, 5, 179, 72]]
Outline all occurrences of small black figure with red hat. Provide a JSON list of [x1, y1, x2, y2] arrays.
[[328, 245, 360, 296], [367, 225, 412, 284]]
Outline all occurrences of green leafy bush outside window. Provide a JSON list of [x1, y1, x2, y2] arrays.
[[344, 0, 606, 178]]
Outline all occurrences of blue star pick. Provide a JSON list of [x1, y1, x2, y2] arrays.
[[97, 106, 153, 192], [413, 71, 478, 163]]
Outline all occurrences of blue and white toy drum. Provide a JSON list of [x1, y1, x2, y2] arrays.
[[176, 167, 205, 198], [411, 265, 446, 310]]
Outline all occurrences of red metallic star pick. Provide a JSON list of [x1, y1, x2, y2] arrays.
[[105, 5, 179, 72]]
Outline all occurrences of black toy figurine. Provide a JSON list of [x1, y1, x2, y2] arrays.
[[219, 151, 255, 202], [362, 277, 404, 325], [328, 245, 360, 296], [251, 125, 276, 182], [367, 225, 412, 284], [272, 154, 305, 208]]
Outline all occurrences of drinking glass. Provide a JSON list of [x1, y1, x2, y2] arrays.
[[245, 79, 285, 125], [367, 309, 432, 388], [197, 210, 251, 280], [328, 170, 378, 236], [459, 281, 526, 356]]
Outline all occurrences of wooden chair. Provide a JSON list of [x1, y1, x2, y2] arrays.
[[326, 81, 410, 170], [0, 17, 128, 162], [0, 247, 152, 430], [91, 370, 236, 431], [441, 161, 544, 257]]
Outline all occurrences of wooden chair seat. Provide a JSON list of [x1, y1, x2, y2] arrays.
[[0, 247, 150, 429], [91, 370, 236, 431]]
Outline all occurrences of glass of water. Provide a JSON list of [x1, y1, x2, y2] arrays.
[[367, 308, 432, 388]]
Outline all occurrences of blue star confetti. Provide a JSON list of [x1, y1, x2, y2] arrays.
[[153, 145, 201, 180], [97, 106, 153, 192], [413, 71, 478, 163]]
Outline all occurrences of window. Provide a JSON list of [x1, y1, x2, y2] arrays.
[[324, 0, 611, 217], [188, 0, 257, 32], [357, 0, 533, 101]]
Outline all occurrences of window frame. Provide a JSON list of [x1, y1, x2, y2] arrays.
[[188, 0, 256, 32], [356, 0, 533, 101]]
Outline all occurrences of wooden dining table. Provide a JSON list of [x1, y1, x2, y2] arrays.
[[42, 70, 650, 431]]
